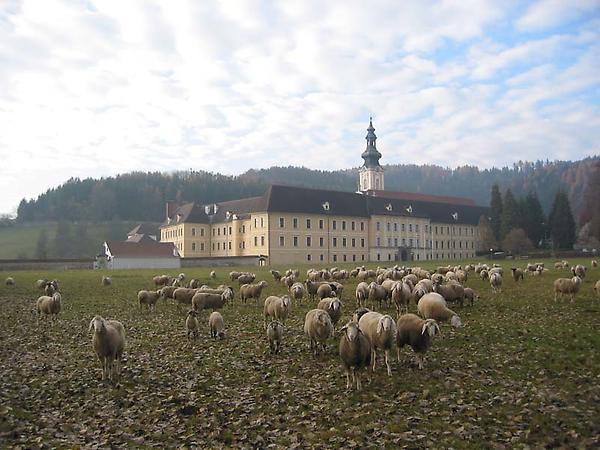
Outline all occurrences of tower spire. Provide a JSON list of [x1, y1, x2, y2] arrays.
[[359, 117, 384, 192]]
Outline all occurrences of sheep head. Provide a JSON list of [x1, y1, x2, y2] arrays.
[[52, 292, 62, 305], [187, 310, 197, 317], [421, 319, 440, 337], [341, 322, 361, 342], [89, 316, 106, 333], [352, 308, 370, 323], [377, 315, 394, 334], [450, 315, 463, 328]]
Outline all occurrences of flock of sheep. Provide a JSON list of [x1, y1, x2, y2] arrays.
[[3, 258, 599, 389]]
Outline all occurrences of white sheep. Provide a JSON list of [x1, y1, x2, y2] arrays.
[[304, 309, 334, 356], [391, 281, 412, 317], [240, 281, 268, 304], [317, 297, 343, 327], [138, 290, 161, 311], [263, 295, 292, 328], [101, 276, 112, 286], [355, 282, 369, 308], [463, 287, 478, 306], [553, 276, 582, 303], [358, 311, 397, 376], [185, 310, 200, 340], [208, 311, 225, 339], [594, 280, 600, 300], [417, 293, 462, 328], [5, 277, 15, 286], [289, 282, 306, 304], [339, 321, 371, 390], [89, 316, 126, 382], [36, 292, 62, 320], [592, 260, 598, 268], [490, 272, 502, 293], [210, 270, 216, 279], [396, 313, 440, 369], [267, 320, 284, 354]]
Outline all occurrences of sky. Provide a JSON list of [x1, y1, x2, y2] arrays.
[[0, 0, 599, 216]]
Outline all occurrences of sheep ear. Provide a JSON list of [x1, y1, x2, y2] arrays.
[[421, 323, 429, 335], [88, 319, 95, 332], [377, 319, 384, 334]]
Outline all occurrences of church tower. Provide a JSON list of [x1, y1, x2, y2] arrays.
[[359, 117, 384, 192]]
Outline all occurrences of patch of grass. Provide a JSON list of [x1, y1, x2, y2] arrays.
[[0, 258, 599, 447]]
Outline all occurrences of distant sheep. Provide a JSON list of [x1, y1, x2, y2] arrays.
[[153, 275, 172, 287], [35, 279, 48, 290], [339, 321, 371, 390], [270, 270, 282, 281], [208, 312, 225, 339], [396, 313, 440, 369], [553, 276, 582, 303], [592, 260, 598, 268], [138, 290, 161, 311], [304, 309, 334, 356], [571, 265, 587, 279], [237, 273, 256, 285], [5, 277, 15, 286], [463, 287, 478, 307], [210, 271, 217, 279], [355, 282, 369, 308], [264, 295, 292, 327], [594, 280, 600, 300], [89, 316, 126, 382], [490, 272, 502, 294], [510, 268, 524, 282], [289, 282, 306, 304], [101, 276, 112, 286], [240, 281, 268, 304], [36, 292, 62, 320]]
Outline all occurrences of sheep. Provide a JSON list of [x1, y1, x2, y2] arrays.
[[329, 281, 344, 299], [479, 269, 489, 281], [208, 270, 216, 280], [391, 281, 412, 317], [173, 287, 198, 307], [594, 280, 600, 300], [349, 268, 360, 278], [36, 292, 62, 320], [35, 279, 48, 290], [185, 310, 200, 340], [138, 290, 161, 311], [353, 307, 371, 323], [178, 273, 186, 281], [592, 260, 598, 268], [208, 311, 225, 339], [264, 295, 292, 328], [195, 286, 234, 304], [159, 285, 178, 301], [571, 265, 587, 279], [305, 280, 328, 300], [355, 282, 369, 307], [270, 269, 282, 281], [5, 277, 15, 286], [463, 287, 478, 306], [89, 315, 126, 382], [229, 271, 242, 281], [316, 283, 333, 300], [433, 281, 465, 307], [101, 276, 112, 286], [304, 309, 334, 356], [511, 268, 524, 282], [417, 293, 462, 328], [554, 262, 563, 269], [396, 314, 440, 369], [289, 282, 306, 304], [267, 320, 284, 354], [317, 297, 343, 327], [368, 282, 388, 310], [239, 281, 268, 304], [489, 272, 502, 293], [456, 270, 468, 284], [44, 281, 57, 296], [553, 276, 582, 303], [339, 321, 371, 390], [192, 291, 227, 313], [358, 311, 397, 376], [153, 275, 172, 287], [237, 273, 256, 285]]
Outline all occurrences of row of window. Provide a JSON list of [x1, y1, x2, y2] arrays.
[[279, 217, 366, 232], [376, 222, 424, 233], [433, 225, 475, 236], [305, 253, 367, 262], [434, 240, 475, 250], [164, 228, 183, 239], [279, 236, 366, 248]]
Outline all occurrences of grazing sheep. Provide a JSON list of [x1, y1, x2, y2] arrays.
[[89, 316, 126, 382], [592, 260, 598, 268], [463, 288, 478, 307], [159, 285, 178, 301], [571, 265, 587, 279], [479, 270, 489, 281], [153, 275, 172, 287], [138, 290, 161, 311], [267, 320, 284, 354], [391, 281, 412, 317], [270, 269, 282, 281], [417, 293, 462, 328], [433, 281, 465, 307], [35, 279, 48, 290], [188, 279, 201, 289], [5, 277, 15, 286], [289, 282, 306, 304], [316, 283, 333, 300], [240, 281, 268, 304], [368, 282, 388, 310], [339, 321, 371, 391], [264, 295, 292, 327], [396, 314, 440, 369], [304, 309, 334, 356], [229, 271, 242, 281], [594, 280, 600, 300], [511, 268, 524, 282], [490, 267, 503, 276], [101, 276, 112, 286], [237, 273, 256, 285], [554, 262, 563, 269], [208, 312, 225, 339], [192, 291, 227, 313], [355, 282, 369, 308], [36, 292, 62, 320], [358, 311, 397, 376], [173, 287, 198, 307], [185, 310, 200, 340], [553, 276, 582, 303], [317, 297, 343, 327], [490, 272, 502, 294]]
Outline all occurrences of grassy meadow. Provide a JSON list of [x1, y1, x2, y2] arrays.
[[0, 259, 599, 448]]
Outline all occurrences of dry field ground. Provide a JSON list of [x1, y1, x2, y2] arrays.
[[1, 259, 599, 448]]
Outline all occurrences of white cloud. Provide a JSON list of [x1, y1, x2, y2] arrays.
[[516, 0, 600, 31]]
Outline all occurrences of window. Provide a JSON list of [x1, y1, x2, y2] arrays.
[[217, 242, 221, 250], [377, 253, 381, 261], [360, 222, 365, 231], [342, 237, 347, 247], [376, 237, 381, 246], [293, 236, 298, 247], [388, 238, 392, 247], [394, 238, 398, 246], [376, 222, 380, 231], [229, 226, 232, 235], [200, 243, 204, 251], [416, 239, 419, 247], [333, 237, 337, 247], [320, 254, 324, 261], [361, 254, 365, 261], [212, 229, 215, 237], [201, 228, 205, 237], [361, 238, 365, 248], [279, 217, 284, 227], [306, 219, 311, 229], [332, 220, 337, 230], [333, 254, 337, 262], [435, 226, 438, 234], [293, 218, 298, 228], [260, 218, 264, 228], [352, 238, 356, 247], [229, 242, 232, 250], [319, 237, 324, 247], [402, 224, 405, 232], [351, 221, 355, 231], [254, 236, 258, 246], [409, 224, 413, 232], [212, 243, 215, 251], [415, 224, 419, 232], [261, 236, 264, 246], [218, 228, 221, 236], [223, 227, 226, 235], [319, 219, 324, 229], [343, 254, 347, 262], [280, 236, 285, 246], [386, 222, 391, 232], [242, 225, 245, 233], [254, 218, 257, 228], [307, 254, 312, 261], [192, 242, 196, 251], [192, 228, 196, 236], [342, 221, 346, 231], [306, 236, 312, 247], [394, 223, 398, 232], [402, 238, 406, 246], [388, 253, 392, 261]]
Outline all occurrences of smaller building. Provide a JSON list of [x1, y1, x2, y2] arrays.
[[102, 236, 180, 269]]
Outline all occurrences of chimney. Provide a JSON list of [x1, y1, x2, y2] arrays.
[[166, 201, 176, 220]]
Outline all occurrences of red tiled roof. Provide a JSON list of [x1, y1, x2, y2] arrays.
[[105, 240, 179, 258], [366, 190, 476, 206]]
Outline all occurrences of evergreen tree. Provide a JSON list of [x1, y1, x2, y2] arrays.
[[500, 189, 518, 240], [489, 184, 503, 241], [548, 191, 576, 249], [522, 191, 546, 247], [54, 221, 73, 258], [35, 230, 48, 259]]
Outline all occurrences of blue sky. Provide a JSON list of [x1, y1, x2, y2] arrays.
[[0, 0, 599, 215]]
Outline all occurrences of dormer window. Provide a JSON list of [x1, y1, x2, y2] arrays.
[[322, 201, 330, 211], [452, 212, 459, 221], [406, 205, 413, 213], [385, 203, 393, 212]]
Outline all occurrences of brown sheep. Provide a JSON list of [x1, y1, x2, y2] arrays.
[[396, 313, 440, 369], [240, 281, 268, 304], [339, 321, 371, 390]]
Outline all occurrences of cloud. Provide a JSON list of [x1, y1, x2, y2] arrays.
[[516, 0, 600, 31], [0, 0, 599, 215]]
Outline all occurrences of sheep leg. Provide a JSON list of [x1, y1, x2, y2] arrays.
[[397, 346, 401, 363], [385, 349, 392, 376], [371, 349, 377, 372], [346, 369, 351, 389], [356, 371, 362, 391], [417, 354, 424, 370]]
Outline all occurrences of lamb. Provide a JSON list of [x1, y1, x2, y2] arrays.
[[355, 282, 369, 307], [192, 291, 227, 313], [511, 268, 524, 282], [553, 276, 582, 303], [289, 282, 306, 304], [316, 283, 333, 300], [36, 292, 62, 320], [463, 287, 478, 306], [304, 309, 334, 356], [368, 282, 388, 310], [185, 310, 200, 340], [89, 315, 126, 382], [396, 313, 440, 369], [317, 297, 343, 327], [237, 273, 256, 285], [391, 281, 412, 317], [208, 311, 225, 339], [339, 321, 371, 390], [358, 311, 397, 376], [264, 295, 292, 327], [138, 290, 161, 311], [239, 281, 268, 304], [594, 280, 600, 300], [101, 276, 112, 286], [209, 270, 217, 279], [270, 269, 282, 281], [267, 320, 284, 354], [5, 277, 15, 286], [417, 293, 462, 328], [490, 272, 502, 293]]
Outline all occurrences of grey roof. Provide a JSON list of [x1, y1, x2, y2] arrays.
[[361, 118, 382, 169]]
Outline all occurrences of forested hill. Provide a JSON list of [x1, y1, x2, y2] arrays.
[[16, 157, 598, 224]]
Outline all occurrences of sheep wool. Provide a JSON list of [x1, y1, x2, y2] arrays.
[[339, 321, 371, 390], [396, 313, 440, 369]]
